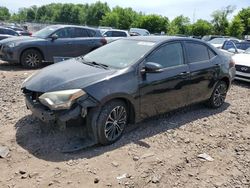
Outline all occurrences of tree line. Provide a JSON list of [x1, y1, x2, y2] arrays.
[[0, 2, 249, 38]]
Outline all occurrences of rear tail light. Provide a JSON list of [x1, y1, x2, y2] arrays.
[[101, 38, 107, 45], [29, 32, 32, 36], [229, 58, 235, 68]]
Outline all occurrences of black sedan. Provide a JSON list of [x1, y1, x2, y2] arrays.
[[0, 25, 107, 68], [22, 36, 236, 145]]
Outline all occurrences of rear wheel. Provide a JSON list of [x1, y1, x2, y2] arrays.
[[21, 49, 43, 69], [207, 81, 228, 108], [97, 100, 128, 145]]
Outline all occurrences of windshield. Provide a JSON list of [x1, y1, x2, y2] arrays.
[[33, 26, 60, 38], [83, 39, 155, 69], [209, 38, 226, 44]]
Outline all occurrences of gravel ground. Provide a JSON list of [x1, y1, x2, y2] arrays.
[[0, 61, 249, 188]]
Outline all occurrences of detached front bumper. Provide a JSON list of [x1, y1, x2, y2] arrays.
[[25, 95, 82, 124]]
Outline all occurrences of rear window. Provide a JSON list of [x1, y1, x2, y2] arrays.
[[112, 31, 127, 37], [186, 42, 209, 62]]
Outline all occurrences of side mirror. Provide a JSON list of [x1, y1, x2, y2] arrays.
[[50, 34, 58, 41], [227, 48, 237, 53], [142, 62, 163, 73]]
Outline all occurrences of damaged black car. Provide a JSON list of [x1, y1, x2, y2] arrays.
[[22, 36, 235, 146]]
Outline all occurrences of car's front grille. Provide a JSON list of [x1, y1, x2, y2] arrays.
[[235, 65, 250, 73]]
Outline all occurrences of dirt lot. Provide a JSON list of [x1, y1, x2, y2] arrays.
[[0, 60, 249, 188]]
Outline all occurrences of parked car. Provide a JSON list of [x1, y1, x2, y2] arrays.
[[0, 26, 19, 40], [0, 25, 107, 68], [102, 29, 130, 43], [7, 26, 32, 36], [22, 36, 235, 146], [231, 48, 250, 82], [202, 35, 225, 41], [208, 37, 240, 48], [222, 40, 250, 51], [129, 28, 150, 36]]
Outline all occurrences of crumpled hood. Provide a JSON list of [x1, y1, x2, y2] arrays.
[[22, 58, 116, 92], [0, 36, 44, 45]]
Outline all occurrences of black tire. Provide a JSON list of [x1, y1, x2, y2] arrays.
[[207, 81, 228, 108], [21, 49, 43, 69], [97, 100, 128, 145]]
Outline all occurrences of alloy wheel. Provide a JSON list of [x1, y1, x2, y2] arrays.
[[25, 53, 40, 67], [213, 83, 227, 107], [104, 106, 127, 141]]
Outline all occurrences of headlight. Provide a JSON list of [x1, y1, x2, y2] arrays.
[[7, 42, 17, 48], [39, 89, 86, 110]]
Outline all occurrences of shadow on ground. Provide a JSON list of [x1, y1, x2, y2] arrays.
[[15, 102, 230, 162]]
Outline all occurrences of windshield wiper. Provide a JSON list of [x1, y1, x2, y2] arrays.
[[77, 57, 109, 70]]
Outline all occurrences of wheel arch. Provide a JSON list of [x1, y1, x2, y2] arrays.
[[99, 95, 137, 124], [20, 47, 45, 63]]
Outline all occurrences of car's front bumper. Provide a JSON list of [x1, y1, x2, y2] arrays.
[[235, 71, 250, 82], [25, 95, 82, 124], [0, 44, 19, 63]]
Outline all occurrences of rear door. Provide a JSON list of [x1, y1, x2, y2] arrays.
[[139, 42, 190, 119], [70, 27, 94, 56], [184, 41, 220, 104]]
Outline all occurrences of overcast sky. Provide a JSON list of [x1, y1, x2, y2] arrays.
[[1, 0, 249, 21]]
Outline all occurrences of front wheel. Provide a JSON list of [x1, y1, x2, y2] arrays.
[[97, 100, 128, 145], [207, 81, 228, 108], [21, 49, 43, 69]]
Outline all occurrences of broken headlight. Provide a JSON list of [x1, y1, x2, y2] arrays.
[[39, 89, 86, 110]]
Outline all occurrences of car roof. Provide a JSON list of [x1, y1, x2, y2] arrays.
[[48, 25, 97, 31], [104, 29, 128, 32], [123, 36, 203, 44]]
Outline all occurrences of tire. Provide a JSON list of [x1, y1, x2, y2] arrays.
[[21, 49, 43, 69], [207, 81, 228, 108], [97, 100, 128, 145]]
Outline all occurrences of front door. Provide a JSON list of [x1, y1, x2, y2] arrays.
[[139, 42, 190, 119]]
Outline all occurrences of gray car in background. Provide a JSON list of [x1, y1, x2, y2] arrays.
[[0, 26, 20, 40], [0, 25, 107, 68]]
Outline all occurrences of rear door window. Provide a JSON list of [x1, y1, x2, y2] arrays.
[[185, 42, 209, 63], [73, 28, 89, 38], [112, 31, 127, 37]]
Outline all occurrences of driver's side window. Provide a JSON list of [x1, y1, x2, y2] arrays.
[[54, 28, 72, 38], [146, 42, 184, 68]]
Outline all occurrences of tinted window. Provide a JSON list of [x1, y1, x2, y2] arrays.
[[208, 48, 216, 59], [112, 31, 127, 37], [104, 31, 112, 37], [73, 28, 89, 38], [147, 42, 184, 68], [87, 29, 96, 37], [54, 28, 73, 38], [6, 29, 17, 36], [0, 29, 4, 34], [186, 42, 209, 62]]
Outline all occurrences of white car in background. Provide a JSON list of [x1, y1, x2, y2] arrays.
[[102, 29, 129, 43], [232, 48, 250, 82]]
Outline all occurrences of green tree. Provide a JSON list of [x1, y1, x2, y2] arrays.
[[236, 7, 250, 35], [86, 1, 110, 26], [133, 14, 169, 33], [168, 15, 190, 35], [191, 19, 213, 36], [101, 6, 139, 29], [54, 4, 81, 24], [211, 5, 235, 35], [0, 6, 10, 21], [227, 16, 244, 38]]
